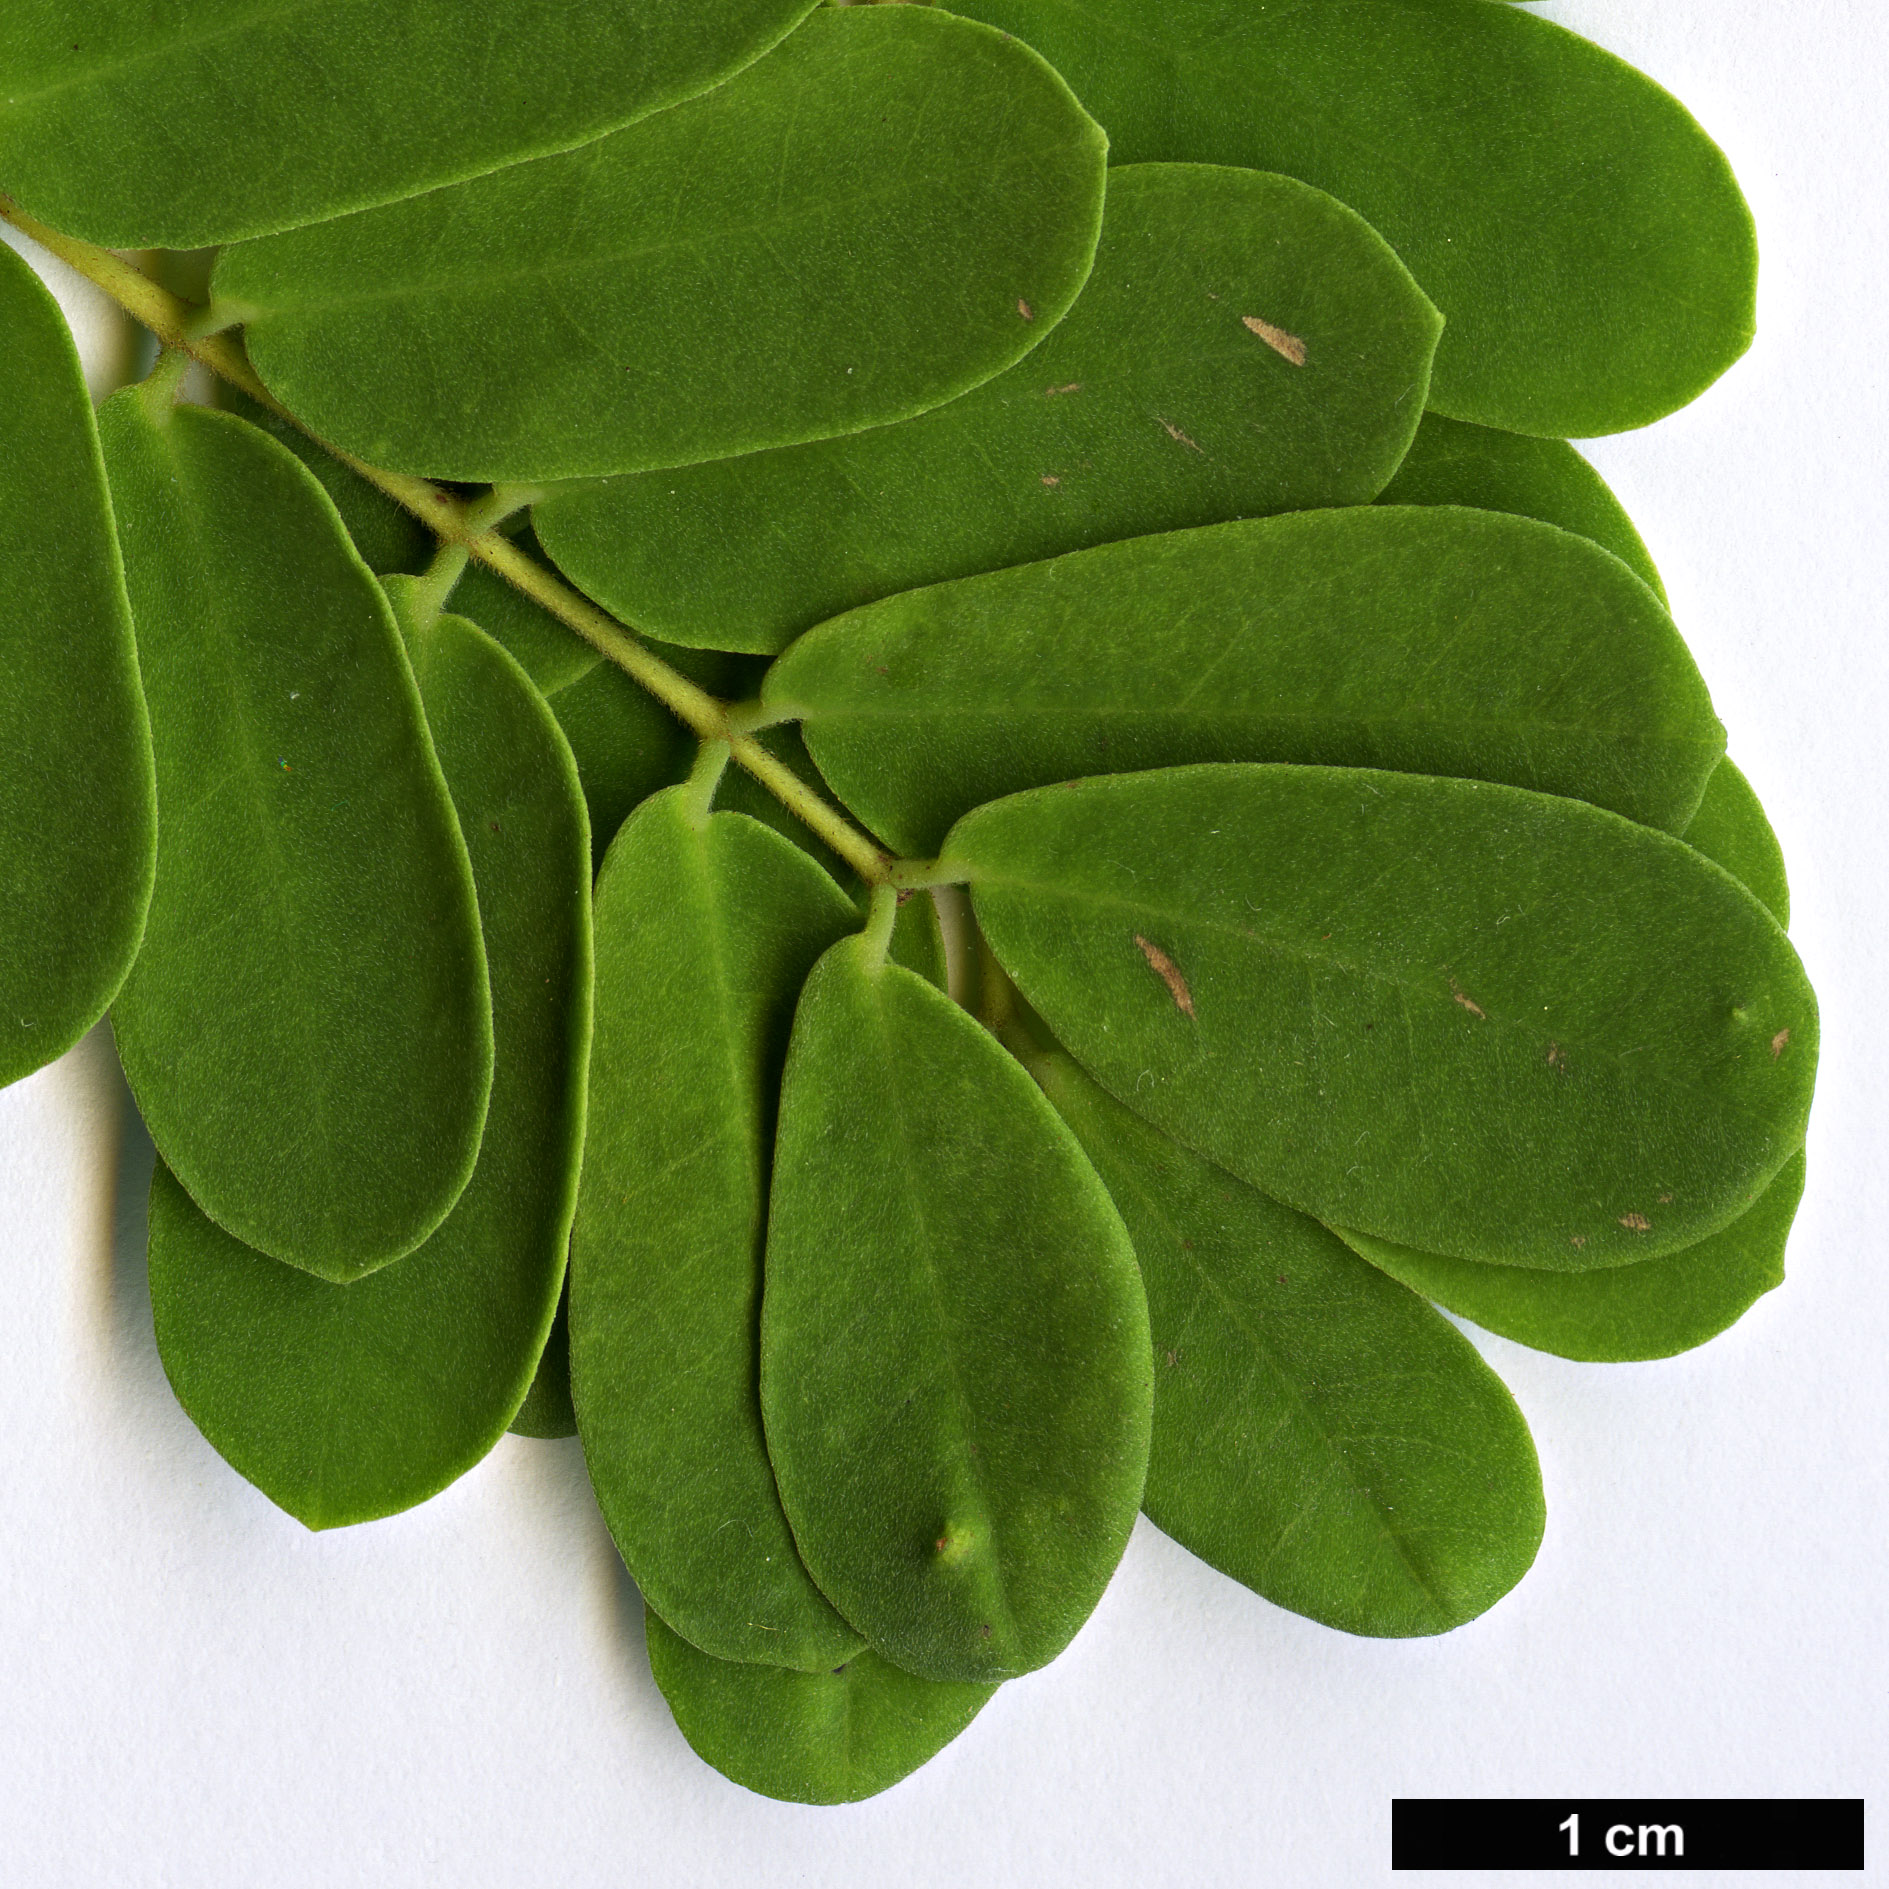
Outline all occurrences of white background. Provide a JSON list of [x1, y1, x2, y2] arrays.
[[2, 4, 1883, 1881]]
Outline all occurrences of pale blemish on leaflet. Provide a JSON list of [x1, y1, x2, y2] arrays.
[[1771, 1028, 1791, 1058], [1017, 298, 1034, 321], [1243, 314, 1307, 365], [1156, 417, 1203, 454], [1619, 1213, 1652, 1232], [1045, 382, 1082, 396], [1134, 934, 1195, 1018], [1449, 979, 1486, 1020]]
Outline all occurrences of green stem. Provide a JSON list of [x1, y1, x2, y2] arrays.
[[858, 884, 900, 971], [408, 544, 471, 626], [682, 739, 733, 827], [0, 193, 897, 888]]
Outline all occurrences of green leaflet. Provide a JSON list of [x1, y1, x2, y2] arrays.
[[1684, 760, 1790, 928], [949, 765, 1818, 1269], [762, 932, 1151, 1684], [532, 161, 1441, 653], [1032, 1049, 1543, 1636], [510, 1287, 576, 1440], [1338, 1152, 1805, 1365], [0, 241, 154, 1089], [217, 388, 433, 579], [101, 394, 491, 1279], [945, 0, 1755, 436], [450, 547, 600, 698], [645, 1608, 995, 1805], [543, 661, 694, 869], [770, 508, 1724, 856], [571, 786, 862, 1671], [475, 612, 756, 869], [0, 0, 819, 247], [148, 608, 590, 1524], [217, 396, 605, 700], [1377, 413, 1666, 605], [213, 389, 736, 861], [222, 385, 743, 750], [217, 8, 1107, 482]]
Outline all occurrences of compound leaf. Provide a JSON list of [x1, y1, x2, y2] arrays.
[[572, 786, 862, 1671], [218, 8, 1107, 482], [772, 507, 1723, 856], [945, 0, 1755, 435], [0, 240, 154, 1090], [1377, 412, 1666, 604], [532, 162, 1440, 652], [0, 0, 820, 247], [949, 765, 1817, 1268], [1684, 759, 1789, 927], [763, 934, 1151, 1684], [148, 607, 590, 1524], [1338, 1150, 1805, 1364], [1034, 1048, 1543, 1635], [645, 1608, 995, 1804], [100, 393, 491, 1279]]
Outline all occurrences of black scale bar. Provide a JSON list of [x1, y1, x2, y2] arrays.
[[1392, 1799, 1863, 1870]]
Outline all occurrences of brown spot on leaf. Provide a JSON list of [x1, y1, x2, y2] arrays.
[[1619, 1213, 1652, 1232], [1570, 1235, 1587, 1250], [1156, 417, 1203, 453], [1017, 298, 1034, 321], [1450, 979, 1486, 1020], [1658, 1192, 1674, 1205], [1041, 474, 1060, 487], [1046, 382, 1082, 396], [1547, 1042, 1566, 1069], [1134, 934, 1196, 1017], [1243, 314, 1307, 365], [1276, 1274, 1288, 1287], [1771, 1028, 1791, 1058]]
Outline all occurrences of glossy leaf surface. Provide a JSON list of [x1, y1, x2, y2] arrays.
[[645, 1609, 995, 1804], [946, 0, 1755, 435], [1684, 759, 1790, 927], [0, 0, 819, 247], [1377, 413, 1666, 604], [101, 396, 491, 1278], [220, 8, 1107, 481], [1339, 1151, 1804, 1364], [763, 938, 1151, 1683], [1035, 1050, 1542, 1635], [773, 508, 1723, 856], [532, 162, 1440, 652], [951, 765, 1818, 1268], [0, 241, 154, 1089], [572, 787, 862, 1671], [148, 609, 590, 1523]]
